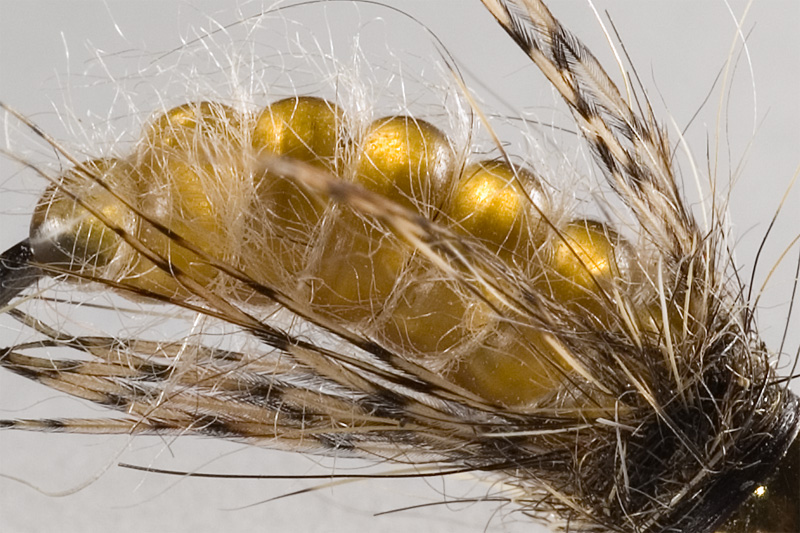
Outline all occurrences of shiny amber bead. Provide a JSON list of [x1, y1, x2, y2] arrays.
[[134, 156, 230, 276], [30, 158, 137, 272], [140, 100, 243, 249], [449, 324, 567, 406], [308, 115, 455, 322], [248, 97, 345, 283], [543, 219, 634, 322], [380, 265, 492, 357], [129, 101, 246, 297], [447, 160, 548, 263], [354, 116, 454, 214], [139, 100, 245, 236], [308, 213, 409, 323], [145, 101, 240, 154], [252, 96, 342, 169]]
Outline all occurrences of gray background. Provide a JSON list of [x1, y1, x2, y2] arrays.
[[0, 1, 798, 532]]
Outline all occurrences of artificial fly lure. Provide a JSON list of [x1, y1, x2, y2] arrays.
[[0, 1, 798, 532]]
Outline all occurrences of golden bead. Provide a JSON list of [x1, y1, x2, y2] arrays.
[[248, 97, 344, 282], [551, 220, 620, 291], [252, 96, 343, 169], [449, 324, 566, 406], [355, 116, 454, 214], [380, 265, 492, 357], [30, 158, 137, 272], [128, 101, 247, 297], [140, 101, 245, 235], [145, 101, 240, 153], [140, 100, 243, 243], [447, 160, 548, 262], [542, 219, 634, 322], [307, 115, 455, 322], [308, 213, 409, 323]]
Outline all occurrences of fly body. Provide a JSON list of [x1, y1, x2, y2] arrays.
[[0, 2, 797, 532]]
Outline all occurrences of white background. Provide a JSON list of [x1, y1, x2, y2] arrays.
[[0, 1, 798, 532]]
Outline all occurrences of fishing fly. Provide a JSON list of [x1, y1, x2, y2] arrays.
[[0, 1, 797, 532]]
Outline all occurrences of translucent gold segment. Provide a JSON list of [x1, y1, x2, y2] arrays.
[[542, 219, 632, 322], [446, 218, 633, 406], [309, 116, 455, 322], [146, 101, 241, 154], [380, 264, 492, 357], [449, 324, 566, 406], [252, 96, 342, 169], [448, 160, 548, 264], [308, 217, 409, 322], [249, 97, 344, 282], [130, 101, 244, 296], [30, 158, 137, 272], [423, 160, 566, 405], [354, 116, 454, 213]]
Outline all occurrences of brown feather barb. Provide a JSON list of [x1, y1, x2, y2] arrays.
[[0, 1, 797, 532]]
